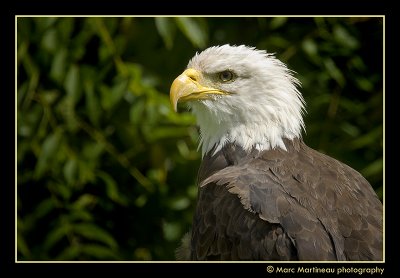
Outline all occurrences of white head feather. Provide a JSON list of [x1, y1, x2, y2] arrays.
[[186, 44, 306, 156]]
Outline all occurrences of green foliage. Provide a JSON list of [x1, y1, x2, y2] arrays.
[[17, 17, 383, 260]]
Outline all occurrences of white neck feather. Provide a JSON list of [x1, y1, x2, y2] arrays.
[[191, 99, 304, 157]]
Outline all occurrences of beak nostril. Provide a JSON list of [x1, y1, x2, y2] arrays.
[[184, 69, 200, 82], [188, 74, 197, 82]]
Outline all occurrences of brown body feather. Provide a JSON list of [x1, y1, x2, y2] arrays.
[[186, 139, 382, 261]]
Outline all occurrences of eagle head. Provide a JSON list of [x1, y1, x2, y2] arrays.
[[170, 44, 306, 156]]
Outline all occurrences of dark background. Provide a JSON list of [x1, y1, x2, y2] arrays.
[[17, 17, 383, 260]]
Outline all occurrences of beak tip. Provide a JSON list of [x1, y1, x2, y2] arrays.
[[170, 77, 182, 113]]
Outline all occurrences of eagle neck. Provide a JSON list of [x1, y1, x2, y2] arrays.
[[191, 103, 303, 157], [198, 138, 302, 185]]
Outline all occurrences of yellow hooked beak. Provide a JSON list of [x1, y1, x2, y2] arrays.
[[170, 68, 229, 112]]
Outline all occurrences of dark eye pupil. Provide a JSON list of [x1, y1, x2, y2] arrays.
[[220, 71, 233, 81]]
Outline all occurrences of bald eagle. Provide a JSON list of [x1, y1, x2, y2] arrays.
[[170, 45, 383, 261]]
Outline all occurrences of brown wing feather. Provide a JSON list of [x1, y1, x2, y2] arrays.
[[191, 184, 298, 260], [190, 139, 382, 261]]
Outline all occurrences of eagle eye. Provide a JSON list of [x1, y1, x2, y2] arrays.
[[219, 70, 234, 82]]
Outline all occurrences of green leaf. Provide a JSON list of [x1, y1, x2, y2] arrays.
[[80, 244, 118, 259], [41, 29, 58, 53], [355, 77, 374, 92], [71, 194, 97, 209], [375, 186, 383, 200], [337, 98, 366, 114], [361, 158, 383, 178], [56, 245, 80, 260], [100, 80, 128, 111], [34, 17, 57, 32], [43, 222, 71, 251], [145, 126, 192, 142], [68, 210, 93, 222], [126, 62, 144, 96], [129, 98, 145, 125], [83, 72, 101, 126], [48, 182, 72, 201], [340, 122, 360, 137], [98, 171, 128, 206], [350, 56, 367, 71], [147, 168, 165, 183], [270, 17, 287, 30], [333, 24, 359, 50], [50, 48, 68, 84], [17, 34, 29, 64], [302, 38, 319, 64], [134, 248, 152, 260], [82, 142, 104, 161], [175, 17, 207, 49], [77, 160, 96, 185], [169, 196, 190, 211], [350, 127, 382, 149], [65, 64, 81, 105], [155, 17, 176, 50], [17, 81, 29, 108], [34, 198, 55, 220], [73, 223, 118, 249], [58, 18, 74, 42], [40, 89, 59, 105], [266, 35, 289, 48], [323, 58, 345, 87], [34, 130, 62, 178], [17, 233, 30, 259], [163, 221, 181, 241], [187, 184, 198, 199], [134, 195, 147, 208], [64, 158, 78, 185]]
